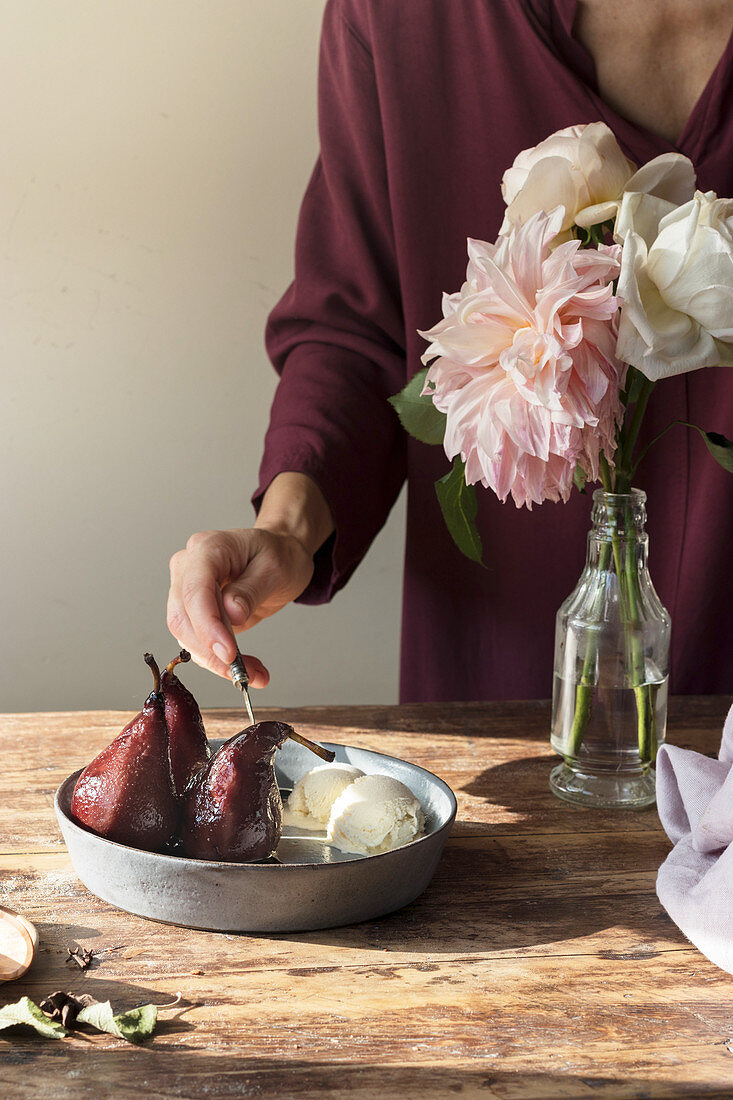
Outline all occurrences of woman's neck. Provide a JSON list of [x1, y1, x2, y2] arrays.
[[574, 0, 733, 144]]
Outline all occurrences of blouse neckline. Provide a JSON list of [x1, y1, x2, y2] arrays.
[[544, 0, 733, 166]]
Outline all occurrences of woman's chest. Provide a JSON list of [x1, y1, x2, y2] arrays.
[[573, 0, 733, 144]]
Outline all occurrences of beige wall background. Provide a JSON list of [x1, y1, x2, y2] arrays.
[[1, 0, 405, 712]]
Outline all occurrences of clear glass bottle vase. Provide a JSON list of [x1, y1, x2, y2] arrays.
[[550, 489, 671, 809]]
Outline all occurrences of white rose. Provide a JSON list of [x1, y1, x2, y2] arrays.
[[615, 190, 733, 379], [576, 152, 696, 229], [501, 122, 695, 238]]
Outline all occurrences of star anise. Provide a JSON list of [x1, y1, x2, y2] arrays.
[[66, 946, 95, 970]]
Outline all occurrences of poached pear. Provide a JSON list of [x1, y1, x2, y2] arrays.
[[180, 721, 294, 862], [71, 653, 178, 852], [161, 649, 210, 796]]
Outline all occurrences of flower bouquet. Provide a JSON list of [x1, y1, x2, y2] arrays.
[[390, 123, 733, 808]]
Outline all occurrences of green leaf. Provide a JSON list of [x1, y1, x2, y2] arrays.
[[77, 1000, 158, 1044], [572, 219, 615, 248], [623, 365, 647, 407], [573, 465, 587, 494], [694, 427, 733, 473], [389, 368, 447, 445], [113, 1004, 158, 1043], [0, 997, 68, 1039], [434, 457, 484, 564]]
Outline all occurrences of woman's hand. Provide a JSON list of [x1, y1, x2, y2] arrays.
[[167, 528, 316, 682], [166, 473, 334, 683]]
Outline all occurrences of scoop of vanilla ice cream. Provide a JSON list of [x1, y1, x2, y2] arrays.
[[284, 762, 365, 827], [327, 774, 424, 855]]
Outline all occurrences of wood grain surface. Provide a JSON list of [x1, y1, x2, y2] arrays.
[[1, 697, 732, 1099]]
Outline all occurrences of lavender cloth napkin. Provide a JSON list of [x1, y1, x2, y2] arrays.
[[656, 703, 733, 973]]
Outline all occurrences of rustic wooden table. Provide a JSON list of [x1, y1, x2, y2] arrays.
[[1, 698, 732, 1098]]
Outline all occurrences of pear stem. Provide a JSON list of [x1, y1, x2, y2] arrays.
[[287, 730, 335, 763], [144, 652, 162, 696], [165, 649, 191, 676]]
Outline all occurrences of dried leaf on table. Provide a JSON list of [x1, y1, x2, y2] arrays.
[[76, 1000, 158, 1044], [40, 991, 97, 1029], [0, 997, 68, 1039], [0, 993, 165, 1044]]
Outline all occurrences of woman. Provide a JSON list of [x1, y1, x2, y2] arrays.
[[167, 0, 733, 700]]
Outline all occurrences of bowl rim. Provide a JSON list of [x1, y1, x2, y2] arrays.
[[55, 740, 458, 872]]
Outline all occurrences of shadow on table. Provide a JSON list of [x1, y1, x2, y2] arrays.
[[270, 751, 682, 958], [1, 1048, 724, 1100], [272, 852, 683, 959], [456, 751, 664, 832]]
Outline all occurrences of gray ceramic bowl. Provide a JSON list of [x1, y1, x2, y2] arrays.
[[54, 741, 457, 932]]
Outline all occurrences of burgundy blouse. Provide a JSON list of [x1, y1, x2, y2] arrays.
[[257, 0, 733, 701]]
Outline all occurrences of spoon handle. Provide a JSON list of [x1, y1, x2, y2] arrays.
[[215, 594, 257, 726], [230, 652, 256, 726]]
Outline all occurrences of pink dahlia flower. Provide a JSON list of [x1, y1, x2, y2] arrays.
[[420, 208, 625, 509]]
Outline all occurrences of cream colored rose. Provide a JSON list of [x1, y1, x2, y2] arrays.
[[615, 190, 733, 379], [577, 151, 696, 229], [501, 123, 695, 238]]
